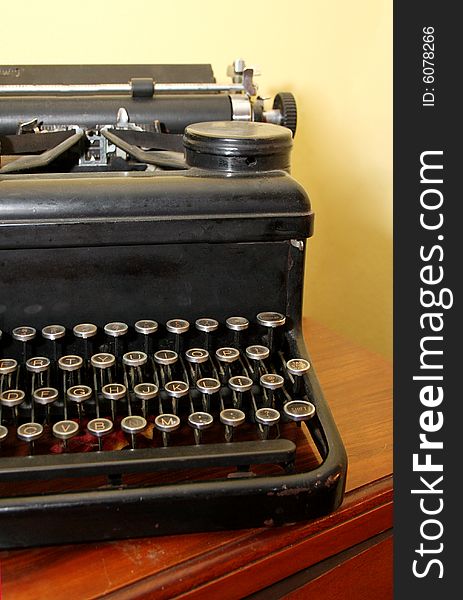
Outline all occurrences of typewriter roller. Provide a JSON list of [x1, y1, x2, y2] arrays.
[[0, 64, 346, 548]]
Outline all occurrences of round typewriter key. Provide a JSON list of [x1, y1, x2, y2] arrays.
[[154, 350, 178, 366], [195, 318, 219, 333], [102, 383, 126, 420], [67, 384, 92, 421], [155, 413, 181, 447], [12, 326, 36, 342], [226, 316, 249, 332], [121, 415, 148, 449], [246, 345, 270, 361], [73, 323, 98, 339], [260, 374, 284, 390], [196, 377, 221, 394], [185, 348, 209, 364], [0, 358, 18, 375], [26, 356, 50, 373], [0, 424, 8, 443], [283, 400, 316, 422], [255, 407, 280, 440], [166, 319, 190, 335], [123, 351, 148, 367], [87, 418, 113, 449], [220, 408, 245, 442], [215, 347, 240, 364], [228, 375, 253, 393], [52, 420, 79, 450], [188, 411, 213, 445], [91, 353, 116, 369], [134, 382, 159, 417], [256, 312, 286, 328], [134, 320, 158, 335], [58, 355, 84, 372], [104, 322, 129, 337], [165, 380, 189, 415], [33, 387, 58, 405], [0, 389, 25, 408], [17, 422, 44, 454], [286, 358, 311, 376], [42, 324, 65, 341]]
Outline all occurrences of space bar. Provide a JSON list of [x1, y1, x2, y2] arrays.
[[0, 439, 297, 481]]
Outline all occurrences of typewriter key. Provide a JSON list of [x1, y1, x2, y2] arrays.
[[283, 400, 316, 423], [166, 319, 190, 353], [26, 357, 51, 392], [260, 373, 284, 408], [134, 382, 158, 418], [256, 312, 286, 353], [0, 359, 18, 392], [285, 358, 310, 396], [17, 422, 44, 454], [121, 415, 147, 449], [220, 408, 246, 442], [195, 318, 219, 350], [1, 389, 25, 423], [228, 375, 253, 409], [134, 320, 158, 353], [215, 347, 240, 363], [73, 323, 98, 339], [58, 355, 83, 372], [33, 387, 59, 424], [104, 322, 128, 360], [246, 345, 270, 380], [165, 380, 189, 414], [87, 417, 113, 450], [154, 350, 178, 366], [91, 353, 116, 369], [42, 325, 65, 361], [0, 424, 8, 444], [196, 377, 220, 412], [52, 419, 79, 451], [13, 326, 36, 364], [226, 316, 249, 348], [155, 413, 181, 447], [123, 351, 148, 367], [185, 348, 209, 382], [188, 411, 213, 445], [67, 384, 93, 421], [102, 383, 127, 420], [255, 407, 280, 440]]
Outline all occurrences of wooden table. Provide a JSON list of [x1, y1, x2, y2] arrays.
[[0, 319, 393, 600]]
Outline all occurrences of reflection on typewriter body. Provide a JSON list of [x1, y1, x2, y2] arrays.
[[0, 63, 346, 548]]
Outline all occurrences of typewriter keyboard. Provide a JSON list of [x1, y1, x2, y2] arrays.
[[0, 312, 320, 488]]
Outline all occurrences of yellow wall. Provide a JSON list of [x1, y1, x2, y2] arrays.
[[1, 0, 392, 357]]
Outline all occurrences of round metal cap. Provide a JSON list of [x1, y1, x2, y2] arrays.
[[286, 358, 311, 376], [256, 312, 286, 328], [155, 413, 181, 433], [134, 320, 158, 335], [188, 411, 214, 430], [73, 323, 97, 339], [0, 358, 18, 375], [53, 420, 79, 440], [134, 383, 159, 400], [26, 356, 50, 373], [17, 422, 44, 442], [121, 415, 147, 434], [104, 322, 129, 337], [215, 347, 240, 363], [246, 345, 270, 361], [58, 355, 83, 372], [260, 373, 285, 390], [87, 418, 113, 437], [33, 387, 59, 405], [91, 353, 116, 369], [67, 385, 93, 403], [154, 350, 178, 366], [195, 318, 219, 333], [0, 424, 8, 442], [42, 324, 66, 341], [166, 319, 190, 334], [185, 348, 209, 364], [184, 121, 293, 172], [226, 316, 249, 332], [12, 326, 36, 342], [1, 389, 25, 407], [255, 407, 281, 426], [196, 377, 221, 395], [283, 400, 316, 422], [228, 375, 253, 393], [123, 351, 148, 367], [165, 380, 189, 398], [101, 383, 126, 401], [220, 408, 246, 427]]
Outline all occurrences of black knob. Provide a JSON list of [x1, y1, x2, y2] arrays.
[[273, 92, 297, 137]]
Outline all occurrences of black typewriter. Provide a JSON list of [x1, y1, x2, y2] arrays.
[[0, 61, 347, 549]]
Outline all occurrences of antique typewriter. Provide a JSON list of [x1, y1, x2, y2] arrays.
[[0, 61, 347, 548]]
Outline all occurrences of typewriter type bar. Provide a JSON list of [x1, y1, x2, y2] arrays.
[[0, 118, 347, 548]]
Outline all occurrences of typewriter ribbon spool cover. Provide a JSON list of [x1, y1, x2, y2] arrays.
[[0, 65, 347, 548]]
